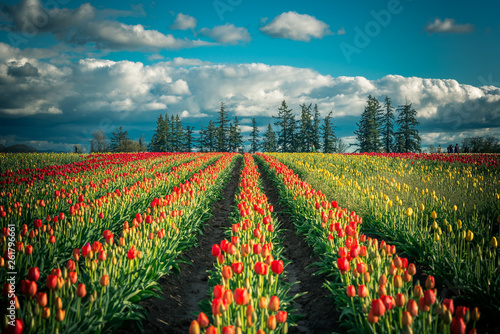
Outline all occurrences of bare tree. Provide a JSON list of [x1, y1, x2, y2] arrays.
[[90, 129, 110, 153]]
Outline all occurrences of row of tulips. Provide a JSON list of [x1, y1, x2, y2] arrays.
[[1, 153, 236, 333], [344, 152, 500, 168], [0, 153, 86, 181], [272, 152, 499, 326], [1, 153, 219, 291], [256, 153, 481, 333], [1, 152, 192, 222], [190, 154, 291, 334]]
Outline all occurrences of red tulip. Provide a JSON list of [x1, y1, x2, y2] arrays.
[[271, 260, 284, 275], [27, 267, 40, 282], [357, 285, 368, 298], [346, 285, 356, 298], [424, 289, 436, 306], [68, 271, 77, 284], [402, 311, 412, 327], [231, 262, 243, 275], [36, 292, 47, 307], [254, 262, 268, 275], [396, 293, 405, 308], [197, 312, 209, 328], [451, 317, 466, 334], [213, 285, 225, 298], [455, 306, 469, 319], [371, 299, 386, 317], [46, 275, 57, 290], [337, 257, 350, 273], [443, 298, 455, 315], [222, 266, 232, 280], [127, 247, 137, 260], [76, 284, 87, 298], [222, 326, 235, 334], [234, 288, 249, 305], [211, 298, 224, 316], [3, 318, 23, 334], [268, 295, 280, 312], [100, 275, 109, 287], [206, 326, 218, 334], [276, 310, 287, 323], [407, 299, 418, 316]]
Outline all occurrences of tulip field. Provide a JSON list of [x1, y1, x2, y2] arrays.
[[1, 151, 498, 333]]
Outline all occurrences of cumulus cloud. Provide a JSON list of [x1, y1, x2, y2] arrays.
[[425, 18, 474, 34], [0, 0, 213, 51], [170, 13, 197, 30], [260, 11, 332, 41], [1, 42, 499, 150], [199, 23, 251, 45]]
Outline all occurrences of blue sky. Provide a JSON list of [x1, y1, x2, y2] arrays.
[[0, 0, 499, 151]]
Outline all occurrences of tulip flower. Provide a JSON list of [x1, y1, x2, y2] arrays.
[[234, 288, 249, 305], [271, 260, 284, 275], [346, 285, 356, 298], [46, 274, 57, 290], [443, 298, 455, 315], [424, 289, 436, 306], [189, 320, 200, 334], [269, 295, 280, 312], [197, 312, 209, 328], [371, 299, 386, 317], [27, 267, 40, 282], [254, 262, 268, 275], [231, 262, 243, 275], [76, 284, 87, 298], [451, 317, 466, 334]]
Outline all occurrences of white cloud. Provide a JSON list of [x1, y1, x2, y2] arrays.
[[337, 27, 346, 35], [425, 18, 474, 34], [170, 13, 197, 30], [0, 0, 215, 51], [199, 24, 251, 45], [147, 53, 164, 61], [1, 42, 499, 145], [260, 11, 332, 42]]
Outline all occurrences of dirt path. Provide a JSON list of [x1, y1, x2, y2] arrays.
[[256, 160, 343, 334], [120, 157, 242, 334]]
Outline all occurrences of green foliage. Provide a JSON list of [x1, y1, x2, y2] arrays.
[[261, 123, 277, 152], [395, 102, 421, 153], [250, 117, 260, 153]]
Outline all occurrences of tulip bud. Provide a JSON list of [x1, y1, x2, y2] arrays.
[[402, 311, 412, 327], [189, 320, 201, 334]]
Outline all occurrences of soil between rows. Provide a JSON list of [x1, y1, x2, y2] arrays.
[[118, 155, 343, 333]]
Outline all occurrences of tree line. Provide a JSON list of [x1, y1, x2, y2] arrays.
[[354, 95, 421, 153], [87, 96, 498, 154]]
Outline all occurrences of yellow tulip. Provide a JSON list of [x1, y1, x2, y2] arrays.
[[452, 205, 457, 212], [388, 200, 393, 207], [406, 208, 413, 217], [457, 219, 462, 229], [466, 230, 474, 242], [447, 224, 452, 233], [434, 233, 440, 242], [431, 211, 437, 219], [491, 237, 498, 248], [420, 204, 425, 211], [432, 221, 438, 230]]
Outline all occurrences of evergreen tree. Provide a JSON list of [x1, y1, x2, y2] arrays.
[[170, 115, 177, 151], [273, 100, 295, 152], [110, 126, 131, 152], [148, 114, 163, 152], [185, 126, 193, 152], [216, 102, 230, 151], [380, 96, 395, 153], [174, 114, 185, 152], [229, 117, 244, 152], [206, 120, 217, 152], [312, 104, 321, 152], [262, 124, 277, 152], [197, 122, 206, 152], [322, 111, 337, 153], [298, 103, 313, 152], [138, 134, 147, 152], [354, 95, 383, 152], [250, 118, 260, 153], [395, 102, 421, 153]]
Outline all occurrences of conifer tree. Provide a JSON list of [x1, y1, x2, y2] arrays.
[[395, 102, 421, 153], [262, 123, 277, 152], [298, 103, 313, 152], [216, 102, 230, 151], [312, 104, 321, 152], [197, 122, 205, 152], [273, 100, 295, 152], [206, 120, 217, 152], [380, 96, 395, 153], [354, 95, 383, 152], [185, 126, 193, 152], [110, 126, 131, 152], [250, 118, 260, 153], [322, 111, 337, 153]]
